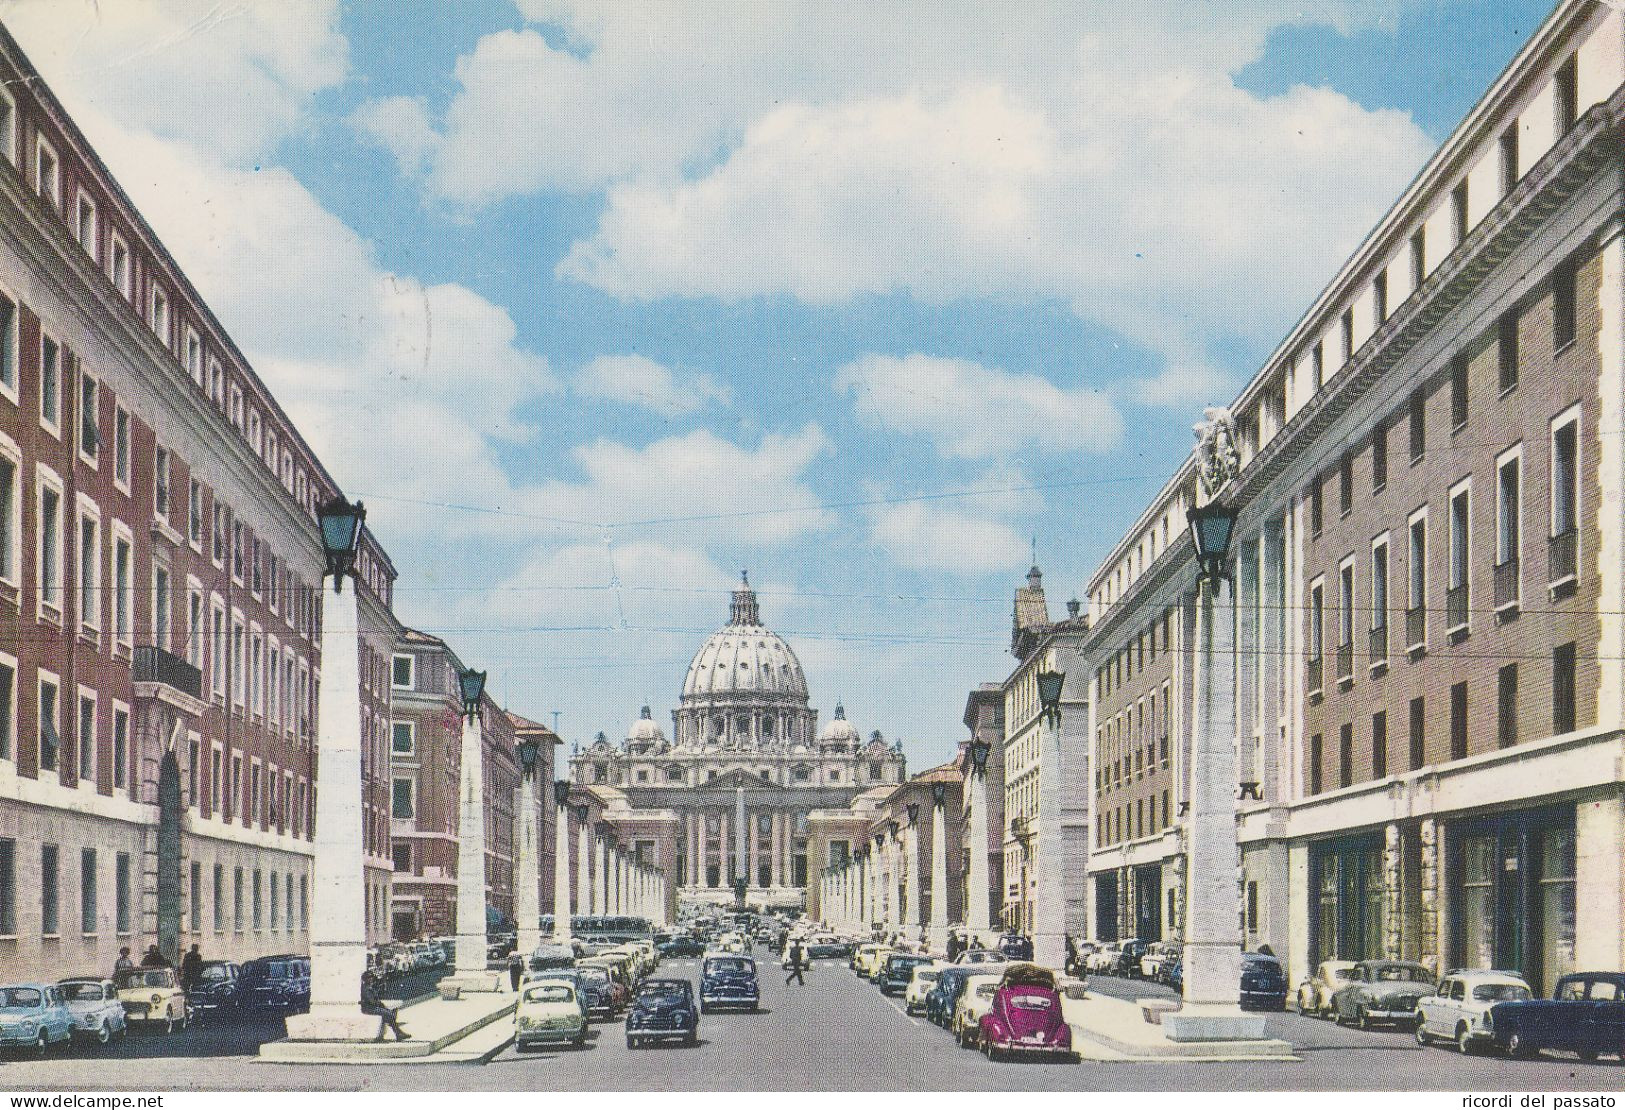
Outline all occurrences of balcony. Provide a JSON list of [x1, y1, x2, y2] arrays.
[[1336, 642, 1353, 686], [1493, 558, 1520, 613], [1368, 624, 1389, 670], [1306, 656, 1323, 697], [1548, 530, 1577, 594], [1446, 585, 1468, 634], [1406, 606, 1426, 654], [133, 645, 202, 701]]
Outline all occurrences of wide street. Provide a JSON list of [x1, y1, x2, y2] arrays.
[[2, 959, 1621, 1092]]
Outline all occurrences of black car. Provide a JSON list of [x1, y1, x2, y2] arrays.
[[807, 941, 851, 961], [699, 956, 759, 1013], [568, 964, 617, 1021], [657, 936, 706, 958], [925, 966, 979, 1028], [1240, 952, 1288, 1011], [1112, 939, 1153, 978], [236, 955, 311, 1014], [995, 933, 1034, 961], [625, 979, 700, 1048], [187, 960, 241, 1013], [877, 953, 934, 996]]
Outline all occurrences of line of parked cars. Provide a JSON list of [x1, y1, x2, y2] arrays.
[[1297, 959, 1625, 1062], [368, 938, 451, 978]]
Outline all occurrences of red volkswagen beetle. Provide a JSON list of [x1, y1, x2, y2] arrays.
[[977, 964, 1075, 1062]]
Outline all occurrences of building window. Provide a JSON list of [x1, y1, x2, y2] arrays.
[[75, 192, 97, 259], [186, 860, 198, 935], [0, 657, 13, 761], [77, 692, 95, 783], [1338, 453, 1352, 516], [391, 654, 413, 690], [391, 721, 414, 756], [1339, 724, 1353, 789], [392, 778, 414, 819], [38, 676, 59, 772], [152, 561, 170, 652], [109, 234, 130, 299], [1553, 642, 1576, 735], [1447, 482, 1470, 631], [1451, 180, 1469, 247], [1449, 353, 1468, 430], [392, 844, 411, 873], [1340, 308, 1354, 365], [112, 532, 131, 645], [150, 287, 170, 346], [0, 292, 15, 396], [1499, 126, 1519, 198], [78, 373, 99, 462], [252, 870, 262, 931], [1373, 272, 1388, 325], [154, 446, 170, 522], [116, 853, 133, 935], [1498, 309, 1519, 393], [35, 135, 59, 209], [1372, 711, 1387, 779], [112, 706, 127, 790], [233, 868, 243, 931], [1409, 696, 1425, 771], [1309, 480, 1323, 537], [1552, 258, 1577, 351], [1407, 509, 1427, 644], [1408, 388, 1425, 462], [1497, 664, 1518, 749], [41, 845, 58, 935], [1308, 733, 1322, 795], [212, 864, 224, 932], [78, 513, 99, 632], [0, 88, 12, 167], [80, 848, 96, 934], [40, 336, 59, 432], [1310, 342, 1324, 391], [0, 839, 15, 934], [1554, 54, 1578, 137], [1450, 681, 1468, 761], [1550, 410, 1579, 587]]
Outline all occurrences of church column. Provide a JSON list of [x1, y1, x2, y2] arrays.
[[719, 810, 730, 885], [748, 809, 759, 888], [773, 813, 785, 888]]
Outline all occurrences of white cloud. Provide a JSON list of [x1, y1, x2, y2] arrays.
[[1128, 363, 1239, 410], [867, 501, 1030, 575], [350, 95, 439, 176], [575, 354, 731, 419], [1, 0, 346, 161], [834, 353, 1121, 459]]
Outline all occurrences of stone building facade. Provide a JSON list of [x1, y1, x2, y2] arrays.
[[1076, 0, 1625, 997], [571, 575, 904, 914]]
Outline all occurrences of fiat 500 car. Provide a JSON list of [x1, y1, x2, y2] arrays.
[[514, 981, 587, 1051], [0, 984, 74, 1053], [977, 965, 1074, 1061], [905, 963, 943, 1015], [115, 967, 188, 1033], [625, 978, 700, 1048], [57, 978, 127, 1044]]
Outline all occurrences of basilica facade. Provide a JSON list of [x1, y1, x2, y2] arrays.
[[571, 575, 905, 908]]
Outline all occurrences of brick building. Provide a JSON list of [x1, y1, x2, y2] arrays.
[[1078, 0, 1625, 996], [387, 629, 527, 939], [0, 21, 399, 978]]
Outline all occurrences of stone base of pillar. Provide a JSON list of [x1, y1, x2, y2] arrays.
[[283, 1005, 388, 1042], [441, 972, 504, 994], [927, 926, 948, 955], [1160, 1004, 1269, 1043]]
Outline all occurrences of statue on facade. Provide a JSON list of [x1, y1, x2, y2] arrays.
[[1192, 405, 1242, 497]]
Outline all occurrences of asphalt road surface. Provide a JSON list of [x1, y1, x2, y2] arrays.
[[3, 960, 1622, 1091]]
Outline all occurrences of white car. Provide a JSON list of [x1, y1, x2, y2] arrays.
[[57, 979, 126, 1045], [1416, 970, 1533, 1053], [1086, 943, 1121, 974], [952, 972, 1007, 1048], [1295, 960, 1358, 1017], [904, 963, 943, 1016]]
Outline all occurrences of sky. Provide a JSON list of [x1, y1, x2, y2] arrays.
[[0, 0, 1561, 773]]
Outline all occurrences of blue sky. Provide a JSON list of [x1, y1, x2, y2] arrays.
[[4, 0, 1559, 772]]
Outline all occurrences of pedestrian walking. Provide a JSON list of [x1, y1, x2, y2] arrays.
[[508, 952, 524, 992], [181, 944, 204, 990], [361, 971, 410, 1041], [114, 946, 135, 976], [784, 940, 806, 986]]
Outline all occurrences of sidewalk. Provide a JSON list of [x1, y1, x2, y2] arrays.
[[258, 989, 516, 1064], [1060, 991, 1297, 1062]]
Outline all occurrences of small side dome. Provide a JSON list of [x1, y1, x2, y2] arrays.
[[627, 704, 666, 746], [818, 702, 861, 747]]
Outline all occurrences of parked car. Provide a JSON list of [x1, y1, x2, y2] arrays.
[[1065, 939, 1096, 978], [1112, 939, 1152, 978], [1239, 951, 1289, 1010], [188, 961, 242, 1014], [115, 967, 188, 1033], [953, 971, 1007, 1048], [568, 964, 618, 1021], [955, 947, 1003, 967], [1085, 942, 1121, 974], [57, 978, 127, 1044], [0, 984, 74, 1053], [852, 944, 890, 979], [978, 964, 1074, 1062], [699, 955, 759, 1013], [625, 978, 700, 1049], [1330, 960, 1435, 1029], [925, 966, 980, 1028], [513, 981, 587, 1051], [1294, 960, 1357, 1017], [1416, 970, 1534, 1054], [905, 963, 943, 1016], [236, 955, 311, 1014], [577, 957, 631, 1012], [1164, 955, 1182, 995], [521, 969, 590, 1022], [995, 933, 1035, 961], [877, 953, 934, 997], [657, 936, 705, 958], [527, 944, 577, 974], [808, 940, 852, 961], [1139, 942, 1180, 982], [1487, 972, 1625, 1061]]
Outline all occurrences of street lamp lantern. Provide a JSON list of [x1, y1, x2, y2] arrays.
[[906, 802, 919, 826], [931, 782, 947, 807], [458, 668, 487, 721], [968, 737, 991, 775], [1187, 500, 1237, 586], [553, 780, 572, 807], [887, 820, 899, 840], [516, 735, 541, 775], [1036, 669, 1065, 729], [315, 496, 365, 591]]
